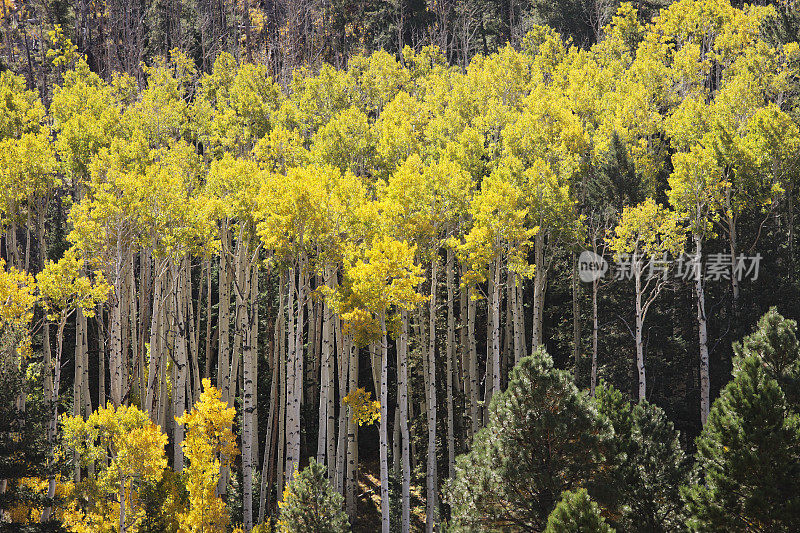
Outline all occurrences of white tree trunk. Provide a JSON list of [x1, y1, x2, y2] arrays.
[[242, 259, 257, 532], [445, 248, 456, 478], [532, 231, 546, 350], [317, 266, 334, 467], [695, 234, 711, 425], [284, 264, 300, 485], [467, 290, 479, 437], [345, 333, 359, 520], [490, 256, 501, 403], [42, 318, 67, 523], [425, 255, 439, 533], [173, 259, 188, 471], [572, 253, 581, 383], [398, 311, 412, 533], [379, 317, 390, 533], [635, 265, 646, 403]]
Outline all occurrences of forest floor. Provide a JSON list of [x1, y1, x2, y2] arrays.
[[354, 459, 427, 532]]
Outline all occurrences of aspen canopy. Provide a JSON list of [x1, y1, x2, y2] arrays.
[[1, 0, 800, 532]]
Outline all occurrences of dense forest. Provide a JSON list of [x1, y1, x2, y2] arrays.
[[2, 0, 800, 531]]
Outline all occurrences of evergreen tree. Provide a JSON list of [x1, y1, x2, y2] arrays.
[[732, 307, 800, 409], [544, 489, 615, 533], [448, 348, 615, 531], [594, 383, 690, 532], [683, 354, 800, 531], [277, 459, 350, 533]]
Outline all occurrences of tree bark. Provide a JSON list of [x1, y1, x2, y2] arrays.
[[379, 316, 390, 533], [345, 333, 359, 520], [590, 277, 599, 397], [467, 288, 479, 437], [635, 260, 646, 403], [532, 231, 546, 349], [445, 248, 456, 478], [695, 234, 711, 426], [317, 266, 334, 467], [398, 310, 412, 533], [425, 255, 439, 532]]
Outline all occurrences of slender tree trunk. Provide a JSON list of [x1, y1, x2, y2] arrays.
[[695, 234, 711, 425], [145, 267, 165, 418], [110, 274, 124, 407], [590, 278, 599, 397], [217, 225, 231, 495], [445, 248, 456, 478], [187, 260, 200, 405], [459, 280, 470, 439], [119, 477, 126, 533], [242, 258, 258, 532], [173, 259, 188, 470], [426, 255, 439, 532], [490, 256, 501, 402], [345, 333, 359, 520], [284, 265, 299, 486], [204, 260, 213, 379], [635, 263, 646, 403], [468, 289, 479, 437], [317, 266, 333, 466], [572, 252, 581, 383], [286, 254, 306, 489], [532, 231, 546, 349], [334, 313, 348, 493], [258, 340, 278, 524], [379, 316, 390, 533], [218, 226, 231, 394], [259, 273, 282, 522], [276, 274, 287, 499], [398, 310, 412, 533], [97, 306, 106, 409], [42, 317, 67, 523], [727, 205, 740, 308], [370, 342, 380, 402], [73, 309, 88, 481]]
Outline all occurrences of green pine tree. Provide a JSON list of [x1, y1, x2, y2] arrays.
[[683, 354, 800, 531], [277, 459, 350, 533], [594, 383, 690, 532], [545, 489, 615, 533], [447, 348, 616, 532], [733, 307, 800, 409]]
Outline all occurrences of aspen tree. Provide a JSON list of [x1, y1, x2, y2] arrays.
[[207, 155, 263, 530], [37, 248, 110, 522], [609, 199, 686, 402], [61, 403, 168, 532], [381, 154, 471, 531], [335, 236, 425, 533], [176, 379, 238, 533]]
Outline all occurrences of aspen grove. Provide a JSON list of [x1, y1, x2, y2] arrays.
[[2, 0, 800, 531]]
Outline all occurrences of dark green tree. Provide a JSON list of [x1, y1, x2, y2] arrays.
[[277, 459, 350, 533], [0, 325, 55, 526], [545, 489, 615, 533], [732, 306, 800, 408], [448, 348, 616, 532], [594, 383, 690, 532], [683, 353, 800, 531]]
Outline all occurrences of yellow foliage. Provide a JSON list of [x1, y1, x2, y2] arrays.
[[175, 378, 238, 533], [0, 259, 36, 358], [343, 387, 381, 426], [61, 403, 168, 533], [6, 476, 72, 524], [36, 247, 111, 322]]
